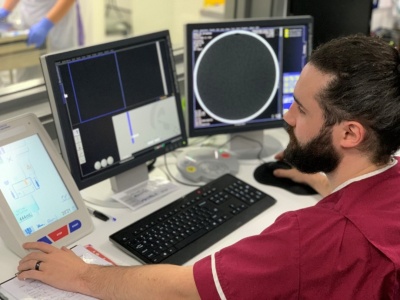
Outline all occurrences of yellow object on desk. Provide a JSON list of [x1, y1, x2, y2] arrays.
[[203, 0, 225, 6]]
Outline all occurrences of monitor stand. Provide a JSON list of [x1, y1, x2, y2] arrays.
[[80, 163, 149, 208], [228, 130, 283, 159]]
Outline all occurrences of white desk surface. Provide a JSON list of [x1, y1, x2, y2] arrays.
[[0, 128, 322, 282]]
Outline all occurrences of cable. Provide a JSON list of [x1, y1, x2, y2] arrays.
[[146, 158, 157, 172], [216, 134, 266, 162]]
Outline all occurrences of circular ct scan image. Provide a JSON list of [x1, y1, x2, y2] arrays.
[[194, 30, 279, 124]]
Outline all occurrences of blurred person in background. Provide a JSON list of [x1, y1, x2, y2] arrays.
[[0, 0, 83, 82]]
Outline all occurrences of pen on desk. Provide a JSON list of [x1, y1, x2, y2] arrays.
[[15, 270, 26, 276], [87, 207, 116, 222]]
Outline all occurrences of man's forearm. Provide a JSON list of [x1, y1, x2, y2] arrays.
[[306, 172, 331, 197], [46, 0, 75, 24], [79, 264, 200, 300]]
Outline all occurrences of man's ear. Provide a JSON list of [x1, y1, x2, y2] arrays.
[[339, 121, 365, 148]]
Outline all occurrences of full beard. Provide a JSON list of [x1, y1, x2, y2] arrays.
[[283, 124, 341, 174]]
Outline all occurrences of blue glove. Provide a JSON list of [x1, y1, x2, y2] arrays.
[[27, 17, 54, 48], [0, 7, 10, 20]]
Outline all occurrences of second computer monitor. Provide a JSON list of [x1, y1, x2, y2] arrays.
[[185, 16, 313, 158], [41, 31, 187, 207]]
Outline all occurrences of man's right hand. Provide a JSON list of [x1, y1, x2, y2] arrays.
[[273, 151, 331, 197]]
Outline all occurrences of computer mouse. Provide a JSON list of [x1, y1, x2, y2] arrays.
[[253, 160, 317, 195]]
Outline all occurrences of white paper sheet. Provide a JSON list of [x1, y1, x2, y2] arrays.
[[0, 245, 112, 300]]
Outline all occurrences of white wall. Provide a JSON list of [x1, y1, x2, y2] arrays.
[[79, 0, 207, 48], [171, 0, 207, 48]]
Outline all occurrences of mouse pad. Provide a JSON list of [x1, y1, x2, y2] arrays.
[[253, 163, 317, 195]]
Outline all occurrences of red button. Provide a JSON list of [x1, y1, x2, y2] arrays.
[[48, 225, 69, 241], [221, 152, 230, 158]]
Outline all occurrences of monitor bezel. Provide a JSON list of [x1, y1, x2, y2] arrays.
[[287, 1, 372, 49], [185, 15, 313, 138], [41, 30, 188, 190]]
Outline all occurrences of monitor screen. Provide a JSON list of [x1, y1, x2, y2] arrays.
[[287, 0, 372, 49], [0, 113, 93, 258], [0, 134, 77, 237], [41, 31, 187, 206], [185, 16, 313, 158]]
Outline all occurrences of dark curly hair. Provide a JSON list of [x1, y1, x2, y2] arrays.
[[309, 35, 400, 165]]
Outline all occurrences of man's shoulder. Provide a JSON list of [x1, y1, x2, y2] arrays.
[[272, 205, 346, 234]]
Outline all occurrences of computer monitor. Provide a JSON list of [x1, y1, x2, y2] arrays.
[[41, 31, 187, 207], [185, 16, 313, 158], [287, 0, 372, 49]]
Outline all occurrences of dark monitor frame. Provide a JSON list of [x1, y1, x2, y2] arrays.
[[287, 0, 372, 49], [185, 16, 313, 157], [41, 31, 187, 205]]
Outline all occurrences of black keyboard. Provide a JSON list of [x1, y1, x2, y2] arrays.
[[109, 174, 276, 265]]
